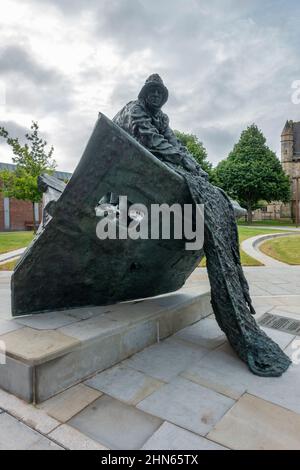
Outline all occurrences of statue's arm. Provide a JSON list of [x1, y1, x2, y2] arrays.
[[163, 125, 190, 156], [162, 119, 208, 177], [130, 106, 183, 165], [130, 104, 208, 178]]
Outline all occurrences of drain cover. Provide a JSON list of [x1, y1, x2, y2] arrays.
[[259, 312, 300, 335]]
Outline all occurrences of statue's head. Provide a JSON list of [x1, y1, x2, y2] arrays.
[[138, 74, 168, 110]]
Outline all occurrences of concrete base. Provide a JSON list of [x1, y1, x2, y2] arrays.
[[0, 286, 212, 403]]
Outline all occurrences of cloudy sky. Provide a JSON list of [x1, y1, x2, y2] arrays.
[[1, 0, 300, 172]]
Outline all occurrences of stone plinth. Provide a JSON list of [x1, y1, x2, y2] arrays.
[[0, 286, 212, 403]]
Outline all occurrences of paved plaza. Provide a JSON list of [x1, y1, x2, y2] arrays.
[[0, 265, 300, 450]]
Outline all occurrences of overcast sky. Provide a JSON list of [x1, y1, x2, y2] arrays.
[[1, 0, 300, 172]]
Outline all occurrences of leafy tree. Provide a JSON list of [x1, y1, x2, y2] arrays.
[[174, 130, 213, 177], [0, 121, 56, 230], [214, 124, 290, 223]]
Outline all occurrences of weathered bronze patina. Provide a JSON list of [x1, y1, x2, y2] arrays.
[[11, 74, 290, 377], [113, 74, 291, 377]]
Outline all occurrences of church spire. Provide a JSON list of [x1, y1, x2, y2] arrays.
[[282, 120, 293, 135]]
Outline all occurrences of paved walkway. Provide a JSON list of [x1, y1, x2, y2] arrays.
[[241, 232, 296, 266], [0, 248, 25, 265], [0, 266, 300, 450]]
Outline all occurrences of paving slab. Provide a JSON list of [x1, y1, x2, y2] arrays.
[[142, 422, 227, 450], [0, 327, 80, 364], [137, 376, 235, 436], [0, 412, 61, 450], [0, 388, 59, 433], [260, 326, 296, 349], [256, 283, 293, 296], [181, 344, 250, 401], [63, 306, 113, 320], [0, 319, 24, 335], [49, 424, 108, 450], [59, 314, 129, 341], [0, 285, 211, 403], [123, 337, 209, 382], [271, 305, 300, 318], [14, 311, 81, 330], [38, 383, 102, 422], [249, 285, 272, 297], [246, 361, 300, 415], [174, 316, 226, 349], [208, 394, 300, 450], [69, 395, 162, 450], [182, 339, 300, 414], [85, 364, 164, 405], [27, 437, 63, 450]]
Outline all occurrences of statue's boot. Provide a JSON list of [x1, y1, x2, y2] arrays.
[[180, 171, 291, 377]]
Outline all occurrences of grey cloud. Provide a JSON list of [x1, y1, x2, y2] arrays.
[[0, 119, 53, 151], [5, 77, 73, 115], [0, 44, 75, 115], [0, 45, 60, 84], [194, 127, 240, 165], [59, 0, 300, 164], [3, 0, 300, 169], [30, 0, 88, 14], [0, 119, 53, 164], [0, 120, 29, 140], [48, 113, 97, 172]]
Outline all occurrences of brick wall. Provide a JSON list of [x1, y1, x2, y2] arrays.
[[10, 198, 34, 231], [0, 193, 4, 231], [0, 192, 42, 231]]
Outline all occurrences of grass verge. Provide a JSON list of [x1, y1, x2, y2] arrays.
[[0, 259, 19, 271], [200, 226, 292, 267], [259, 235, 300, 265], [238, 219, 296, 227], [0, 231, 34, 254]]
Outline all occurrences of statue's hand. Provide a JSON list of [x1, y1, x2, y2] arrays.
[[183, 156, 209, 180], [182, 156, 198, 172], [197, 167, 209, 180]]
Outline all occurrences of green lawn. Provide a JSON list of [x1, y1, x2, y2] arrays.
[[237, 226, 287, 242], [260, 235, 300, 265], [238, 219, 296, 227], [200, 226, 292, 267], [0, 259, 19, 271], [0, 227, 294, 271], [0, 231, 34, 255]]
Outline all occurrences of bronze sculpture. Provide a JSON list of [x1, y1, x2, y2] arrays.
[[11, 74, 291, 378], [113, 74, 291, 377]]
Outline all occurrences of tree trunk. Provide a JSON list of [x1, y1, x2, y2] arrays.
[[247, 206, 253, 224]]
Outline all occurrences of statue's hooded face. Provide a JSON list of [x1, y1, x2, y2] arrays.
[[138, 74, 169, 111], [145, 86, 165, 109]]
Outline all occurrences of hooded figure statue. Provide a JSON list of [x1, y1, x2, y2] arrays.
[[113, 74, 209, 177], [113, 74, 291, 377]]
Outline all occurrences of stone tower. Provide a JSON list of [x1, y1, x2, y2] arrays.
[[281, 120, 300, 218]]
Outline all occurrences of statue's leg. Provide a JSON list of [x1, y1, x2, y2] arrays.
[[185, 173, 291, 377]]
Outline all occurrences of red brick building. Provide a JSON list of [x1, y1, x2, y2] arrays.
[[0, 162, 71, 231]]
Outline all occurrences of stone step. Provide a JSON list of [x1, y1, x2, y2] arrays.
[[0, 287, 212, 403]]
